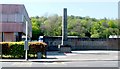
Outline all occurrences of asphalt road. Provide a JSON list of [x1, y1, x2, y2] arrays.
[[0, 61, 118, 67], [0, 50, 119, 67]]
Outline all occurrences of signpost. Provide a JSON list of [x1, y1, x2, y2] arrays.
[[24, 21, 29, 60]]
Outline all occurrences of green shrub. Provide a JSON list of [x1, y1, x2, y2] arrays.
[[0, 43, 10, 55], [0, 42, 47, 59], [9, 42, 25, 58]]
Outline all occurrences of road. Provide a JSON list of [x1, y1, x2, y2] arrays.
[[1, 61, 118, 67], [0, 50, 119, 67]]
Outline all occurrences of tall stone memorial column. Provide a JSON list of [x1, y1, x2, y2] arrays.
[[62, 8, 67, 46], [58, 8, 71, 53]]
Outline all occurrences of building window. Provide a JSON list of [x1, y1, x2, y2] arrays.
[[15, 14, 23, 23], [2, 14, 8, 22], [8, 14, 15, 22]]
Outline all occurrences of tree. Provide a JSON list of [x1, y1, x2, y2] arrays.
[[40, 14, 61, 36], [91, 33, 100, 38], [31, 17, 42, 40], [30, 15, 119, 39]]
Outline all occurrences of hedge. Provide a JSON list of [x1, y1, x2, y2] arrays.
[[0, 42, 47, 59]]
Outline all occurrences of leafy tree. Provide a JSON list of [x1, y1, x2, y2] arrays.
[[30, 15, 119, 39], [91, 33, 100, 38]]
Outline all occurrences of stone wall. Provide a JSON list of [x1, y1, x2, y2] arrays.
[[44, 36, 119, 51]]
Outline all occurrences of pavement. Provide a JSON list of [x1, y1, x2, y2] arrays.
[[0, 50, 119, 67]]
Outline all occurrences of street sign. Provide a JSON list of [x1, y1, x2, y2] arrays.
[[24, 40, 29, 50]]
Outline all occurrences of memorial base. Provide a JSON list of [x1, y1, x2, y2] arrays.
[[58, 45, 71, 53]]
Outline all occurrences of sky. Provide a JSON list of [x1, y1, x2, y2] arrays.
[[0, 0, 119, 19]]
